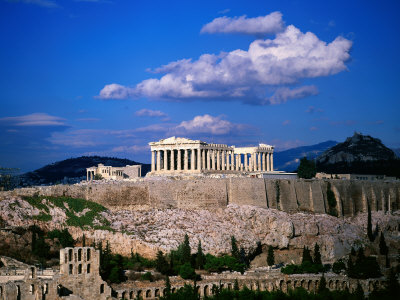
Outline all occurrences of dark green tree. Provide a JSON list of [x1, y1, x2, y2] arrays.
[[379, 232, 388, 255], [164, 276, 171, 298], [367, 204, 374, 241], [297, 157, 316, 179], [302, 246, 313, 264], [182, 234, 191, 264], [234, 279, 240, 291], [195, 241, 205, 269], [179, 263, 197, 280], [385, 268, 400, 299], [353, 282, 365, 300], [231, 236, 240, 260], [317, 275, 327, 294], [351, 247, 356, 256], [156, 250, 169, 275], [347, 255, 354, 277], [239, 247, 248, 267], [267, 245, 275, 266], [313, 243, 322, 265]]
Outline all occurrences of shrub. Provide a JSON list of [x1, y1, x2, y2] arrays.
[[140, 271, 154, 282], [179, 263, 197, 280]]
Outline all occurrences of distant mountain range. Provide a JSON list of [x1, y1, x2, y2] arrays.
[[17, 156, 151, 186], [274, 141, 338, 172]]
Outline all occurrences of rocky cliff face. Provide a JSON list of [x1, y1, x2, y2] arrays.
[[317, 132, 397, 165], [0, 195, 399, 264]]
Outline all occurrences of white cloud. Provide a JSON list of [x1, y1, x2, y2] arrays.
[[98, 23, 352, 105], [135, 109, 167, 118], [201, 12, 284, 35], [175, 114, 241, 135], [266, 85, 318, 105], [98, 83, 135, 99], [0, 113, 66, 126]]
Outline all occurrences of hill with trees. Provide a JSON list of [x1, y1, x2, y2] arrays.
[[316, 132, 400, 178]]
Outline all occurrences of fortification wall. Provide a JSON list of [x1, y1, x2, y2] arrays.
[[2, 179, 399, 216]]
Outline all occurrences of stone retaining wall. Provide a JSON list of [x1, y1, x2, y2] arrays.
[[1, 179, 399, 216]]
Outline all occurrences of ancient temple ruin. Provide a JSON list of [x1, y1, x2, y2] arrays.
[[148, 137, 274, 175], [86, 163, 141, 181]]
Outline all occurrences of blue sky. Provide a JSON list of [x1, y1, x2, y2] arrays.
[[1, 0, 399, 172]]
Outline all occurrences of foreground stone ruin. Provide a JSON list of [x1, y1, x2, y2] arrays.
[[0, 247, 387, 300], [0, 247, 111, 300]]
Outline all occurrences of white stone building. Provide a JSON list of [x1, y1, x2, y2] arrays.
[[148, 137, 274, 175], [86, 163, 141, 181]]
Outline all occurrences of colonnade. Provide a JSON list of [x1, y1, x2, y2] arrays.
[[150, 148, 273, 173]]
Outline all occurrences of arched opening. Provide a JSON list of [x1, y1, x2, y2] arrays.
[[78, 264, 82, 274], [78, 249, 82, 261], [342, 281, 347, 290], [69, 264, 73, 275], [301, 280, 306, 289], [146, 290, 151, 298], [204, 285, 209, 296], [137, 290, 143, 298], [31, 267, 36, 278], [228, 283, 232, 290], [100, 284, 104, 294], [30, 284, 35, 294], [68, 249, 73, 261], [155, 289, 160, 297], [286, 280, 292, 291], [121, 291, 126, 299], [129, 291, 134, 299], [171, 288, 176, 294], [87, 249, 91, 261], [87, 264, 91, 274], [329, 280, 334, 289], [16, 285, 21, 300]]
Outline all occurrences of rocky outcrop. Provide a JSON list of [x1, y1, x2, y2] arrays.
[[0, 196, 399, 263], [317, 132, 397, 165]]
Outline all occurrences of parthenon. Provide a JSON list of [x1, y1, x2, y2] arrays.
[[148, 137, 274, 175]]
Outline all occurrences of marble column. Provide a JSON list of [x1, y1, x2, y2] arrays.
[[171, 149, 175, 171], [262, 153, 266, 171], [191, 149, 195, 170], [197, 149, 201, 171], [221, 150, 225, 170], [257, 152, 262, 171], [207, 150, 211, 170], [184, 149, 188, 171], [201, 150, 205, 171], [231, 152, 235, 170], [157, 150, 161, 171], [236, 155, 240, 171], [163, 150, 168, 170], [211, 150, 215, 170], [177, 149, 182, 171], [266, 152, 270, 171], [271, 153, 274, 171], [244, 154, 248, 171], [216, 150, 220, 170], [151, 151, 155, 172]]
